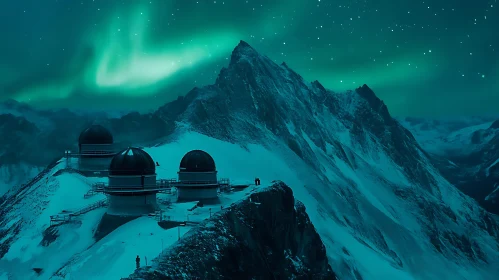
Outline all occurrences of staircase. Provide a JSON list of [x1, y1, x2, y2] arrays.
[[50, 199, 108, 226], [53, 167, 86, 177], [84, 188, 99, 199]]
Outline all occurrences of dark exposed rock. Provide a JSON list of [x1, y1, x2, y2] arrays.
[[41, 226, 59, 247], [312, 80, 327, 92], [287, 138, 304, 158], [355, 84, 392, 123], [490, 120, 499, 129], [442, 231, 487, 263], [125, 182, 336, 280]]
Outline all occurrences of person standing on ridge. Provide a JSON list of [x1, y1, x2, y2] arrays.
[[136, 255, 140, 269], [255, 178, 261, 186]]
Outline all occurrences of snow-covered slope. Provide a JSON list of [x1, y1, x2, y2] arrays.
[[52, 217, 182, 279], [149, 131, 499, 279], [1, 41, 498, 280], [0, 154, 260, 279], [0, 162, 109, 278], [151, 41, 499, 279]]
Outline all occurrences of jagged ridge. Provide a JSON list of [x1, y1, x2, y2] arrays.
[[126, 181, 336, 280]]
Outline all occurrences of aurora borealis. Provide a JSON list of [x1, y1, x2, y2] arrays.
[[0, 0, 497, 116]]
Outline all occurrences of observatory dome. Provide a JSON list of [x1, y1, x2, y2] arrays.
[[179, 150, 216, 172], [78, 124, 114, 145], [109, 147, 156, 176]]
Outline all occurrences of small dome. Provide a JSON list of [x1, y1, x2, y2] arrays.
[[179, 150, 216, 172], [79, 125, 113, 145], [109, 147, 156, 176]]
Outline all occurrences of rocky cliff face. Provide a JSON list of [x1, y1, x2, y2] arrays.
[[156, 41, 436, 189], [126, 182, 336, 280]]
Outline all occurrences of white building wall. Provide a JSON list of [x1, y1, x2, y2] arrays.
[[79, 157, 113, 172], [178, 171, 217, 183], [108, 175, 157, 190], [177, 187, 218, 201], [107, 194, 157, 216], [78, 143, 115, 174], [79, 144, 115, 154]]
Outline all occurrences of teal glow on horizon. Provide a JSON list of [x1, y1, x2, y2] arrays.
[[0, 0, 497, 116]]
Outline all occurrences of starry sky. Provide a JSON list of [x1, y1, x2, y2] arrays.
[[0, 0, 497, 116]]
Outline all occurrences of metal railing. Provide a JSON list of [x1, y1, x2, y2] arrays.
[[91, 182, 172, 193], [90, 178, 232, 193], [50, 199, 107, 226]]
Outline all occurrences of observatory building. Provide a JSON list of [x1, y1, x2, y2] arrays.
[[103, 147, 160, 216], [176, 150, 219, 202], [78, 124, 116, 176]]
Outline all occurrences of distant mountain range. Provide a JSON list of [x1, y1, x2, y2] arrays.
[[401, 117, 499, 214], [0, 99, 173, 194]]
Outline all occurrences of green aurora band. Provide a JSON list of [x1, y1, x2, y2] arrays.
[[1, 0, 498, 116]]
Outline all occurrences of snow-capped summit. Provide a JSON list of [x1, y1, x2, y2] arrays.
[[1, 41, 499, 280], [154, 41, 499, 278], [490, 120, 499, 129]]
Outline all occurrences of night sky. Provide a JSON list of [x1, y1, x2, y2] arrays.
[[0, 0, 497, 116]]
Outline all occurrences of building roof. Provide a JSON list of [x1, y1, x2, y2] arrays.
[[78, 124, 114, 145], [109, 147, 156, 176], [179, 150, 216, 172]]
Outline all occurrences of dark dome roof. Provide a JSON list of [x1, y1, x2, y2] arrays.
[[109, 147, 156, 176], [179, 150, 216, 172], [79, 125, 113, 145]]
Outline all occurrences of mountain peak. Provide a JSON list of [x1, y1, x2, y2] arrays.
[[355, 84, 392, 120], [490, 119, 499, 129], [235, 40, 252, 49], [355, 84, 379, 106], [311, 80, 326, 92], [229, 40, 260, 66]]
